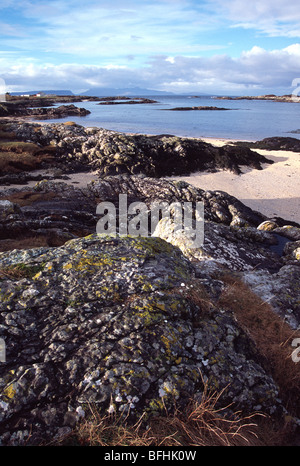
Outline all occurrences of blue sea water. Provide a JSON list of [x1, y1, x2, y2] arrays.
[[44, 95, 300, 141]]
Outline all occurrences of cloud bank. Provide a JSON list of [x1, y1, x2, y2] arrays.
[[1, 0, 300, 94], [2, 44, 300, 94]]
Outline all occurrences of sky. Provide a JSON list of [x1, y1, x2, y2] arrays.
[[1, 0, 300, 94]]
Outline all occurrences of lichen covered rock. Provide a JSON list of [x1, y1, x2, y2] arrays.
[[0, 234, 283, 445], [4, 121, 273, 178]]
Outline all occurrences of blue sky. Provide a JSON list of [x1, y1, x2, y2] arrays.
[[1, 0, 300, 94]]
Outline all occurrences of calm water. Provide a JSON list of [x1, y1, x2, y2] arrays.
[[44, 95, 300, 141]]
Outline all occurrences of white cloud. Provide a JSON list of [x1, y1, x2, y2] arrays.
[[0, 0, 227, 63], [207, 0, 300, 37], [1, 0, 300, 94], [1, 43, 300, 94], [208, 0, 300, 22], [284, 44, 300, 55]]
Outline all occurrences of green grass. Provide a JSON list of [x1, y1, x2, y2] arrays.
[[0, 263, 45, 280]]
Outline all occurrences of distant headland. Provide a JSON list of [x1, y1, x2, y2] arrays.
[[215, 94, 300, 103]]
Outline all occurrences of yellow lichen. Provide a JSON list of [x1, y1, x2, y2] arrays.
[[148, 398, 165, 412], [33, 271, 43, 280], [3, 383, 16, 400]]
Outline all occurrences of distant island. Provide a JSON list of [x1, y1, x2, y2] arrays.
[[165, 106, 230, 111], [97, 97, 158, 105], [0, 93, 95, 119], [10, 90, 74, 96], [215, 94, 300, 103]]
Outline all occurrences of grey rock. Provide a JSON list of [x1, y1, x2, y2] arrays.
[[5, 121, 274, 177], [0, 174, 299, 445], [0, 234, 283, 445]]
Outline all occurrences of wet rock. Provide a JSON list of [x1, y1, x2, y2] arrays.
[[284, 240, 300, 261], [273, 226, 300, 241], [30, 104, 90, 120]]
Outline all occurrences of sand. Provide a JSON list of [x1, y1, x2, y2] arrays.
[[1, 137, 299, 225], [168, 137, 300, 225], [0, 170, 100, 192]]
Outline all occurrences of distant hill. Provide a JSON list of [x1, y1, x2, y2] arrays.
[[11, 90, 74, 96], [81, 87, 173, 96]]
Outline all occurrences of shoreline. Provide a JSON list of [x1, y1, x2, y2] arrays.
[[1, 117, 299, 224], [169, 138, 300, 224]]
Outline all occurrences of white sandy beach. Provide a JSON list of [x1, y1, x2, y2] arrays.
[[168, 137, 300, 225], [1, 137, 299, 224]]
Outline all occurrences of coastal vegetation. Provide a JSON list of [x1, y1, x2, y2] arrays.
[[0, 96, 299, 446]]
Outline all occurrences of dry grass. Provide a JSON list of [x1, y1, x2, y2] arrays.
[[46, 273, 300, 447], [0, 151, 39, 173], [0, 235, 68, 252], [0, 262, 45, 280], [170, 279, 215, 319], [218, 273, 300, 418], [0, 190, 57, 207], [0, 141, 41, 153], [0, 138, 56, 174], [54, 380, 269, 447]]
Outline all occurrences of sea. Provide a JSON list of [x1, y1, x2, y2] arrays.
[[44, 95, 300, 141]]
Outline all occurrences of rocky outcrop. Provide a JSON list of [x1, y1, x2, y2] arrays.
[[0, 103, 90, 120], [1, 173, 299, 262], [0, 233, 286, 445], [28, 104, 90, 120], [1, 121, 274, 179], [0, 174, 300, 445], [165, 106, 230, 111], [0, 175, 270, 252], [215, 94, 300, 103], [233, 137, 300, 152], [0, 119, 300, 445], [98, 98, 158, 105]]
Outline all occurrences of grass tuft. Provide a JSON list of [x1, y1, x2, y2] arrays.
[[52, 378, 274, 447], [218, 273, 300, 418]]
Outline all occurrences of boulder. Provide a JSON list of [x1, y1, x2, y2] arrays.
[[4, 121, 274, 178], [1, 175, 300, 445], [0, 200, 21, 221], [0, 234, 282, 445]]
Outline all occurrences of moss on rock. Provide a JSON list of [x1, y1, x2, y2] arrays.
[[0, 233, 284, 445]]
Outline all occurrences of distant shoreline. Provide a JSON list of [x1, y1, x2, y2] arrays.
[[215, 94, 300, 103]]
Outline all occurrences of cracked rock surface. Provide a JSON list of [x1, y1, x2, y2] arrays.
[[0, 173, 300, 445], [0, 234, 284, 445]]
